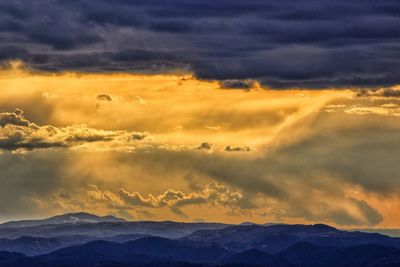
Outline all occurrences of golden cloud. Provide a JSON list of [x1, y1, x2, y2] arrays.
[[0, 63, 400, 227]]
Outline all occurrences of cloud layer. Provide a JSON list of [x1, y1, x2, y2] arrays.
[[89, 182, 244, 218], [0, 109, 146, 151], [1, 0, 400, 88], [0, 69, 400, 227]]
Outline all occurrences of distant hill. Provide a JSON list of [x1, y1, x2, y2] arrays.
[[0, 219, 229, 241], [352, 228, 400, 238], [0, 212, 126, 228], [0, 234, 150, 256], [0, 236, 64, 256], [182, 223, 400, 253]]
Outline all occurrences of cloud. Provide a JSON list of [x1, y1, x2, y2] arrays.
[[0, 150, 72, 219], [90, 110, 398, 226], [88, 182, 245, 218], [0, 109, 146, 151], [117, 189, 158, 207], [117, 182, 241, 209], [0, 112, 392, 225], [1, 0, 400, 88], [134, 96, 147, 105], [131, 132, 147, 141], [347, 198, 383, 226], [96, 94, 112, 101], [197, 142, 212, 150], [357, 88, 400, 98], [0, 109, 35, 128], [345, 106, 400, 117], [225, 146, 252, 152], [0, 71, 396, 226], [219, 80, 261, 90]]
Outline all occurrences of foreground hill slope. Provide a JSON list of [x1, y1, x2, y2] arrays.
[[2, 239, 400, 267]]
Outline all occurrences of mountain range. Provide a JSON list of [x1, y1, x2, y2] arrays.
[[0, 213, 400, 267]]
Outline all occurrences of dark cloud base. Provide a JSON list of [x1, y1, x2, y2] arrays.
[[1, 0, 400, 88]]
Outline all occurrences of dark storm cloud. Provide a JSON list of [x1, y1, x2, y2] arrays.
[[219, 80, 260, 90], [357, 88, 400, 98], [1, 0, 400, 88]]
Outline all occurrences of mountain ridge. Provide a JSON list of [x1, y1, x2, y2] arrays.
[[0, 212, 126, 228]]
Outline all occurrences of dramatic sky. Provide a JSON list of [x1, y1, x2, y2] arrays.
[[1, 0, 400, 227]]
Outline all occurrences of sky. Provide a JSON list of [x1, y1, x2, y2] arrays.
[[0, 0, 400, 228]]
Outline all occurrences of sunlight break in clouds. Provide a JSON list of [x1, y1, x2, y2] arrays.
[[1, 63, 400, 228]]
